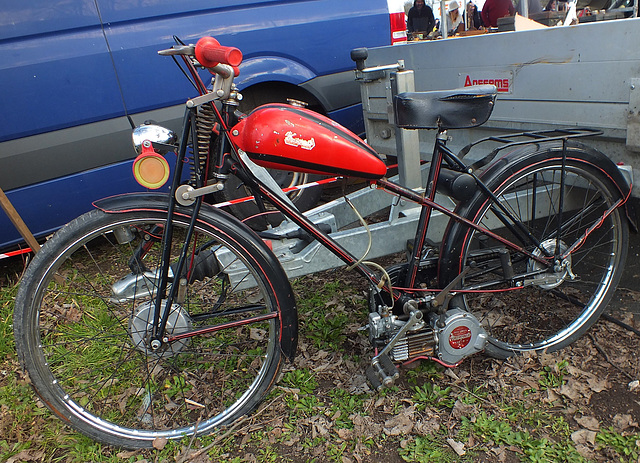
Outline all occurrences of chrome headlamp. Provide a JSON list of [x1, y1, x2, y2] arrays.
[[132, 123, 177, 154]]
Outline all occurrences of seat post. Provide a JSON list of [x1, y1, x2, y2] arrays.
[[390, 69, 423, 191]]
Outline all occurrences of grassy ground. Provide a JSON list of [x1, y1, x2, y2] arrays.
[[1, 259, 640, 462]]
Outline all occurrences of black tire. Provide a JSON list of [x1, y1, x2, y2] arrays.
[[213, 85, 324, 229], [439, 143, 629, 358], [14, 207, 296, 448]]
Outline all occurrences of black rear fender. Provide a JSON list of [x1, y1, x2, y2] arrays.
[[479, 140, 636, 232]]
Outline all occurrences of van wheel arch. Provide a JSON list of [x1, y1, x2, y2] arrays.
[[212, 81, 326, 229], [238, 82, 325, 114]]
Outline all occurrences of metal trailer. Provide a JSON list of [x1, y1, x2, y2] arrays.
[[226, 18, 640, 282], [359, 17, 640, 195]]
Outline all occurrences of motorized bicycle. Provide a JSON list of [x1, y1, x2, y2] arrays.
[[13, 36, 635, 448]]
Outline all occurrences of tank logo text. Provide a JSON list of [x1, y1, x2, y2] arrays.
[[284, 131, 316, 150]]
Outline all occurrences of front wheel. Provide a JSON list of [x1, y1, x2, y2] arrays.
[[14, 207, 296, 448], [439, 144, 629, 358]]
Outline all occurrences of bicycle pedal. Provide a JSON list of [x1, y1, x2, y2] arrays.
[[366, 353, 399, 391]]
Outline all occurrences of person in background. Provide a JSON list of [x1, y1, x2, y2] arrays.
[[544, 0, 557, 10], [446, 0, 465, 35], [481, 0, 515, 27], [467, 1, 484, 29], [407, 0, 436, 38], [516, 0, 542, 16]]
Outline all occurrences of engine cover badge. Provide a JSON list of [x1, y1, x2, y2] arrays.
[[449, 325, 472, 350], [434, 308, 488, 365]]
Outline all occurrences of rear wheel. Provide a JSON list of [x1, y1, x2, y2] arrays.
[[14, 207, 296, 448], [439, 145, 629, 358]]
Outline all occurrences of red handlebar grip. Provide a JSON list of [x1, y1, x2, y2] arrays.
[[195, 37, 243, 68]]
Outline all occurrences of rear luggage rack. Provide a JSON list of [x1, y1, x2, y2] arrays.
[[459, 127, 603, 168]]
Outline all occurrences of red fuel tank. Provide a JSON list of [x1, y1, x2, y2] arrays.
[[229, 104, 387, 179]]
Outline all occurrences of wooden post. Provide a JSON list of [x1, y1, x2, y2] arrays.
[[0, 186, 40, 253]]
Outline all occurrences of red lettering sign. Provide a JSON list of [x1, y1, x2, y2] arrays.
[[463, 75, 510, 92]]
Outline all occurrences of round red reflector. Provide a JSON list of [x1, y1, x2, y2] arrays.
[[132, 152, 170, 189]]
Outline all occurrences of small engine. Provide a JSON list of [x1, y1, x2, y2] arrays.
[[368, 308, 488, 366], [431, 308, 488, 365]]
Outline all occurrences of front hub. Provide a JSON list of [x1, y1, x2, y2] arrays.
[[129, 300, 192, 358]]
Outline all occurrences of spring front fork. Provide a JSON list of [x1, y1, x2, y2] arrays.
[[150, 107, 201, 348], [191, 103, 216, 185]]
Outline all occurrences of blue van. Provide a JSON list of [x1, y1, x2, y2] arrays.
[[0, 0, 406, 251]]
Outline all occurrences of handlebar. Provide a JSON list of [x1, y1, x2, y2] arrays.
[[195, 37, 243, 68], [159, 37, 242, 100]]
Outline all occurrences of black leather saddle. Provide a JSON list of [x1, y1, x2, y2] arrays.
[[393, 85, 497, 130]]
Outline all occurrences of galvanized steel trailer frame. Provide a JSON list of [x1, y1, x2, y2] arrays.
[[229, 19, 640, 281], [224, 55, 605, 283]]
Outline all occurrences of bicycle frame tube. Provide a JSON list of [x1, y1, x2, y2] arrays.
[[403, 132, 446, 289], [246, 135, 552, 294], [375, 180, 549, 266], [146, 111, 631, 347], [439, 141, 554, 258], [151, 53, 626, 341]]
